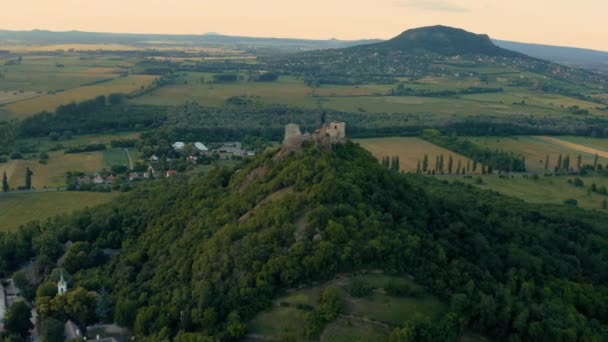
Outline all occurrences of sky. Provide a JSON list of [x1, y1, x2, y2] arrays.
[[1, 0, 607, 51]]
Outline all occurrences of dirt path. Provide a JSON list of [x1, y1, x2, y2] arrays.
[[125, 148, 134, 169], [538, 136, 608, 158]]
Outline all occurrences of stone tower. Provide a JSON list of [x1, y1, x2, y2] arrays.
[[57, 272, 68, 295]]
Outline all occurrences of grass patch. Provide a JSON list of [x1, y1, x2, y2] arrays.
[[0, 191, 117, 232]]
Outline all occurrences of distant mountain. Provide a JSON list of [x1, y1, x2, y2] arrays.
[[0, 29, 380, 51], [362, 25, 518, 57], [494, 39, 608, 72]]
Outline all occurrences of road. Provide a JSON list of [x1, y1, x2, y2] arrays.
[[125, 148, 134, 169]]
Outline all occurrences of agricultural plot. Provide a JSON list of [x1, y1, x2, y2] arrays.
[[453, 174, 608, 211], [247, 273, 446, 341], [0, 90, 40, 105], [131, 73, 317, 107], [0, 151, 104, 189], [356, 137, 473, 173], [468, 136, 608, 172], [3, 75, 157, 117], [15, 132, 141, 153], [0, 56, 131, 92], [0, 191, 117, 232]]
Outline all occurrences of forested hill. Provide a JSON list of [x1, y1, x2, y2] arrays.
[[354, 25, 519, 57], [1, 143, 608, 340]]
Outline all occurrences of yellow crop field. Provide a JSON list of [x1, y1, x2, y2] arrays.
[[469, 136, 608, 172], [0, 152, 104, 189], [356, 137, 473, 173], [4, 75, 157, 117]]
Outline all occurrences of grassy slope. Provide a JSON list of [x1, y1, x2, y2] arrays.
[[248, 273, 446, 340], [0, 191, 117, 232], [448, 174, 608, 211]]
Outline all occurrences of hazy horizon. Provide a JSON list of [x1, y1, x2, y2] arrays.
[[1, 0, 607, 51]]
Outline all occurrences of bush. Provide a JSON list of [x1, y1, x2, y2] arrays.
[[386, 280, 416, 297], [350, 279, 373, 298], [564, 198, 578, 206], [10, 152, 23, 159]]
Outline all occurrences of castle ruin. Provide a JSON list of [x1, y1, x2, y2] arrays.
[[281, 121, 346, 154]]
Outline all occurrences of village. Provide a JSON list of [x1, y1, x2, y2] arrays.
[[67, 140, 256, 193]]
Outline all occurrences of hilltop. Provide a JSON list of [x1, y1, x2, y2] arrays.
[[1, 140, 607, 340], [355, 25, 519, 57]]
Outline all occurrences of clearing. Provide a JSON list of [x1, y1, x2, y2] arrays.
[[0, 191, 117, 232]]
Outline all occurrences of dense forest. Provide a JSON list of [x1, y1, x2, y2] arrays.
[[1, 142, 607, 340]]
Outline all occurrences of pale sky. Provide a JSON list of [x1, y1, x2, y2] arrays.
[[1, 0, 607, 51]]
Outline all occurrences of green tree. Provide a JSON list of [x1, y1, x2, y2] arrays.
[[25, 167, 33, 190], [556, 154, 563, 172], [577, 154, 582, 172], [594, 153, 599, 170], [2, 171, 8, 192], [545, 154, 549, 172], [3, 301, 33, 339], [448, 155, 454, 174], [422, 154, 428, 173], [41, 317, 65, 342], [96, 287, 112, 323]]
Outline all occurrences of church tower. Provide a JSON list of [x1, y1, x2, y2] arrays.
[[57, 272, 68, 295]]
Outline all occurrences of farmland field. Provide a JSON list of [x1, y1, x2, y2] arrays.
[[451, 174, 608, 211], [468, 136, 608, 172], [3, 75, 157, 117], [356, 137, 473, 172], [0, 191, 117, 232], [15, 132, 141, 153], [0, 151, 104, 189]]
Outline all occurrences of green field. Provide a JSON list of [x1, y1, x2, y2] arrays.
[[468, 136, 608, 172], [15, 132, 141, 153], [248, 273, 446, 340], [0, 191, 117, 231], [103, 149, 131, 168], [449, 174, 608, 211]]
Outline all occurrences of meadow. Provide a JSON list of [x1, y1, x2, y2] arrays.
[[247, 273, 446, 340], [0, 191, 117, 232], [451, 174, 608, 211], [355, 137, 472, 172]]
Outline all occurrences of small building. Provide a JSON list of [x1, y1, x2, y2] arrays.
[[149, 154, 159, 162], [194, 142, 209, 153], [105, 175, 115, 185], [166, 170, 178, 178], [128, 172, 140, 181], [77, 176, 91, 185], [172, 142, 185, 151], [92, 175, 104, 185], [57, 273, 68, 296]]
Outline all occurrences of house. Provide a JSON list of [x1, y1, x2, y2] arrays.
[[77, 176, 91, 185], [194, 142, 209, 153], [149, 154, 159, 162], [129, 172, 140, 181], [247, 151, 256, 157], [105, 175, 115, 185], [65, 320, 81, 340], [147, 165, 156, 175], [92, 175, 104, 185], [142, 172, 151, 179], [187, 155, 198, 164], [172, 142, 185, 151], [166, 170, 178, 178]]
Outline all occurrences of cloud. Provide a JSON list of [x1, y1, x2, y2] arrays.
[[394, 0, 470, 13]]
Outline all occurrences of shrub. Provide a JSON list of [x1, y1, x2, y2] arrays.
[[350, 279, 373, 298], [564, 198, 578, 206]]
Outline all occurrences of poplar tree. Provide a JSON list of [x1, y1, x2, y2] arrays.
[[448, 155, 454, 174], [2, 171, 8, 192], [25, 167, 33, 190], [422, 154, 429, 173]]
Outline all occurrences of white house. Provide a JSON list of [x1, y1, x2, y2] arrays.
[[172, 142, 185, 151], [194, 142, 209, 153]]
